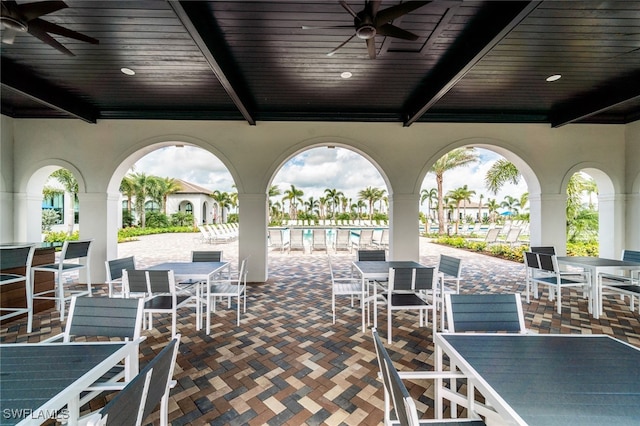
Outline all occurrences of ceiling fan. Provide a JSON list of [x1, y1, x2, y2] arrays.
[[303, 0, 430, 59], [1, 0, 98, 56]]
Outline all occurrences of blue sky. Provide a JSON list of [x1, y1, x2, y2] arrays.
[[132, 146, 527, 208]]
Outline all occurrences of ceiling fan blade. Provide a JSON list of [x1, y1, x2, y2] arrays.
[[2, 28, 18, 44], [366, 37, 376, 59], [27, 24, 74, 55], [377, 23, 419, 41], [327, 33, 356, 56], [339, 1, 359, 19], [31, 18, 99, 44], [375, 1, 430, 23], [16, 0, 68, 21]]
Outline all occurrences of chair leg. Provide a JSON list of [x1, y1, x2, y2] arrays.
[[57, 276, 65, 321]]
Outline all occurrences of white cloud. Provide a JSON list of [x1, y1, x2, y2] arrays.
[[132, 146, 527, 208]]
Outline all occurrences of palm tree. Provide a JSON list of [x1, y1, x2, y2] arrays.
[[304, 196, 319, 215], [130, 172, 157, 228], [501, 195, 519, 216], [268, 184, 282, 217], [420, 188, 437, 223], [119, 175, 135, 215], [211, 190, 232, 223], [324, 188, 344, 218], [283, 184, 304, 220], [430, 148, 478, 234], [477, 193, 485, 223], [447, 185, 475, 233], [318, 196, 328, 220], [358, 186, 378, 218], [485, 159, 521, 195], [375, 188, 387, 214], [486, 198, 500, 223], [50, 169, 79, 235], [157, 177, 182, 214]]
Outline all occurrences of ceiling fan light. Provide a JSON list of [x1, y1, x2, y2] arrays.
[[121, 67, 135, 76], [1, 16, 28, 33], [356, 25, 376, 40], [341, 71, 352, 79], [546, 74, 561, 82]]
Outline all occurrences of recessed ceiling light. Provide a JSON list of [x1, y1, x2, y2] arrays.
[[546, 74, 561, 82], [341, 71, 352, 79], [121, 67, 135, 76]]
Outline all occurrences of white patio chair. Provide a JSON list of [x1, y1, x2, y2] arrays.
[[444, 293, 527, 333], [105, 256, 136, 298], [328, 255, 362, 324], [600, 249, 640, 312], [289, 229, 305, 253], [381, 267, 436, 344], [435, 254, 462, 330], [84, 334, 180, 426], [204, 257, 249, 333], [531, 253, 592, 314], [31, 239, 93, 321], [42, 295, 146, 408], [0, 244, 36, 332], [123, 269, 191, 337], [371, 328, 486, 426], [334, 228, 352, 252]]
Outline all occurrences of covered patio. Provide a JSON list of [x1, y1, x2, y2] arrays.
[[2, 233, 639, 425]]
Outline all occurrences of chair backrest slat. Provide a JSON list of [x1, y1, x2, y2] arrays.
[[530, 246, 556, 255], [63, 240, 92, 260], [357, 249, 386, 261], [438, 254, 461, 277], [0, 245, 34, 270], [124, 270, 150, 294], [524, 251, 540, 270], [147, 270, 174, 294], [192, 251, 222, 262], [106, 256, 136, 281], [99, 368, 152, 426], [66, 296, 143, 341], [446, 293, 526, 333], [622, 249, 640, 263], [536, 253, 556, 273]]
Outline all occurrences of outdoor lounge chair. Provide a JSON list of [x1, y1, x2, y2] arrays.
[[268, 229, 290, 253], [289, 228, 305, 253], [312, 229, 328, 253], [334, 229, 352, 252]]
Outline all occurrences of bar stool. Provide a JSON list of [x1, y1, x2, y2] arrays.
[[0, 244, 36, 332], [31, 239, 93, 321]]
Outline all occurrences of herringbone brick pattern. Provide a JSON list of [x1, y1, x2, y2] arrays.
[[2, 235, 640, 425]]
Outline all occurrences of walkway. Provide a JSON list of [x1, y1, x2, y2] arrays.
[[2, 233, 639, 425]]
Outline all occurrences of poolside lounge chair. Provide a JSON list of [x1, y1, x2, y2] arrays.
[[289, 228, 305, 253], [311, 229, 328, 253], [268, 229, 290, 253], [334, 229, 352, 252]]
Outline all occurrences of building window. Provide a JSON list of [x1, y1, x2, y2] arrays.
[[185, 202, 193, 214], [145, 200, 160, 213]]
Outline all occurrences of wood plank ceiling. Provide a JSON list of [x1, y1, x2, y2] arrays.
[[1, 0, 639, 127]]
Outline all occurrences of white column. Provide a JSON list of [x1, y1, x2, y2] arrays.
[[238, 193, 268, 282], [626, 193, 640, 250], [598, 193, 625, 258], [529, 193, 567, 255], [77, 192, 110, 283], [389, 193, 420, 261], [15, 192, 43, 243], [0, 191, 14, 242]]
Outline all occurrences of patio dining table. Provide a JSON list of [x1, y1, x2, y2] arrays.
[[434, 333, 640, 425], [0, 340, 138, 426], [557, 256, 640, 319], [351, 260, 430, 332], [147, 261, 230, 330]]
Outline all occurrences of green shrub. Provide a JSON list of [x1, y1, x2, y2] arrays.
[[170, 212, 193, 227], [43, 230, 79, 244], [145, 212, 170, 228]]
